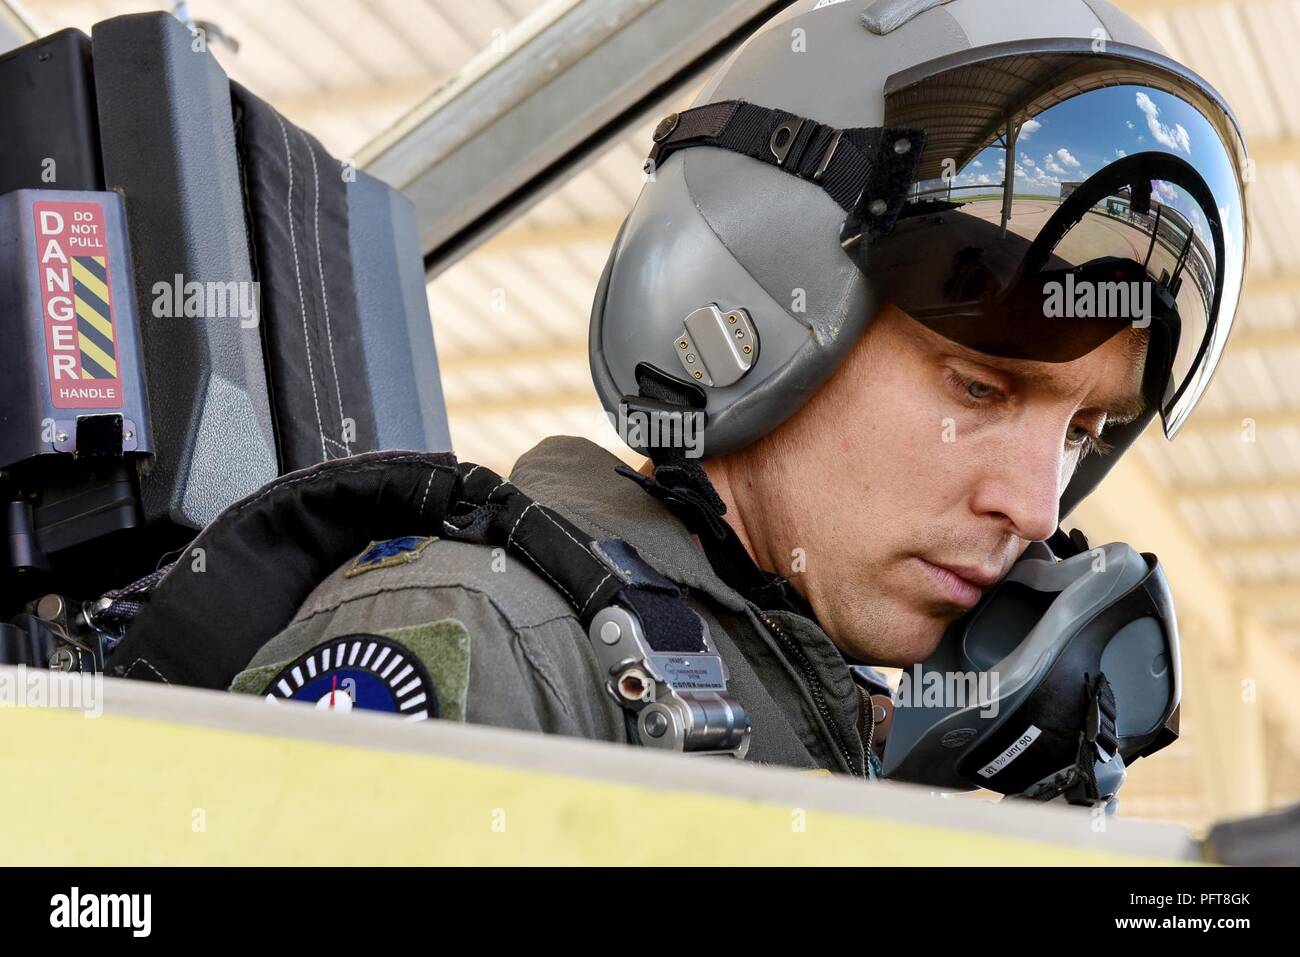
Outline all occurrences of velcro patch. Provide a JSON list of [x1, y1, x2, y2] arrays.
[[381, 621, 471, 721], [345, 535, 435, 578]]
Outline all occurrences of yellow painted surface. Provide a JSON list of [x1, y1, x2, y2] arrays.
[[0, 706, 1182, 865]]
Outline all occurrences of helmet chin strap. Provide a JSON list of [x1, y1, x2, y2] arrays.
[[614, 366, 814, 618]]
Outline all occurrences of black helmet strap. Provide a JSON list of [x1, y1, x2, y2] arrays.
[[615, 365, 813, 618], [644, 99, 926, 247]]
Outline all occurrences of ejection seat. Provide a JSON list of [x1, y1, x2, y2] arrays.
[[0, 13, 450, 662]]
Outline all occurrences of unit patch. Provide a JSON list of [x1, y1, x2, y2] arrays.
[[231, 621, 473, 723], [257, 634, 439, 719]]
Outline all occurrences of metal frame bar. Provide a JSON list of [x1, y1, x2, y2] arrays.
[[0, 0, 36, 53], [357, 0, 797, 278]]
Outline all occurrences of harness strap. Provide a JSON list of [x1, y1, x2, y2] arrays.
[[447, 466, 707, 654], [106, 451, 705, 688]]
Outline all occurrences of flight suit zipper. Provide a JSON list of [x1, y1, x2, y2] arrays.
[[857, 683, 879, 779], [759, 611, 864, 777]]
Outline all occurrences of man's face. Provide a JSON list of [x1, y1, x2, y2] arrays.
[[720, 303, 1149, 667]]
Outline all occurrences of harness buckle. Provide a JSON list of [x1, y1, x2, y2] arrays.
[[587, 603, 752, 758], [813, 129, 843, 182], [769, 116, 806, 166]]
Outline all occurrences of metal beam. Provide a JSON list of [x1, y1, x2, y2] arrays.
[[1242, 615, 1300, 804], [1236, 584, 1300, 612], [1231, 328, 1300, 352], [1182, 612, 1271, 817], [271, 78, 435, 134], [1180, 411, 1299, 433], [1246, 136, 1300, 166], [1169, 478, 1300, 497], [0, 1, 36, 53], [1201, 531, 1300, 547], [1070, 451, 1278, 819], [446, 390, 596, 417], [1073, 456, 1240, 654], [440, 343, 588, 373], [1207, 541, 1300, 561], [1116, 0, 1243, 13], [357, 0, 796, 277], [477, 220, 624, 255], [1245, 272, 1300, 297]]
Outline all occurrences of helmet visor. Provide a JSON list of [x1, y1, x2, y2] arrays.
[[848, 42, 1249, 438]]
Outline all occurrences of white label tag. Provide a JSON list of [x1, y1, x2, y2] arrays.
[[813, 0, 851, 10], [977, 724, 1042, 779]]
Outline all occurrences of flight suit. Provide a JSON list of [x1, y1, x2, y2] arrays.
[[235, 435, 884, 777]]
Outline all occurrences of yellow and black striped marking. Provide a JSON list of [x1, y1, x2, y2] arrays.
[[71, 254, 116, 380]]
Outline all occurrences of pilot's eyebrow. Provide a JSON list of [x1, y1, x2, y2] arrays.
[[1081, 393, 1147, 425]]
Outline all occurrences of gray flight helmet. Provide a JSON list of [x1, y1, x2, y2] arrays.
[[590, 0, 1214, 521]]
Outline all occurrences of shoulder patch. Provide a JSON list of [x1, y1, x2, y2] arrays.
[[255, 634, 439, 719], [231, 620, 472, 723], [345, 535, 436, 578]]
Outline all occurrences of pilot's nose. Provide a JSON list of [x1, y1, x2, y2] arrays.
[[968, 419, 1065, 544]]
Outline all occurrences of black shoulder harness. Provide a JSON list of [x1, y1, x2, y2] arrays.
[[106, 450, 751, 756]]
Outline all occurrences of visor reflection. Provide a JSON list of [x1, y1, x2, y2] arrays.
[[866, 59, 1247, 438]]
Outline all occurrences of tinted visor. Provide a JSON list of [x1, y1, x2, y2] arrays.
[[850, 43, 1249, 438]]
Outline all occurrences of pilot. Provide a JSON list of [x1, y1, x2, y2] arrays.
[[125, 0, 1249, 795]]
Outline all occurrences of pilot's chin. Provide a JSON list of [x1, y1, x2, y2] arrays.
[[868, 621, 947, 669]]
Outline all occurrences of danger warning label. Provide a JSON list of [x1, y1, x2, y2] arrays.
[[33, 200, 122, 409]]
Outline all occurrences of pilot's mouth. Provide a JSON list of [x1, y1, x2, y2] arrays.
[[913, 557, 998, 610]]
